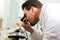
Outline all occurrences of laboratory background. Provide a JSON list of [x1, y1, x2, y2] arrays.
[[0, 0, 60, 40]]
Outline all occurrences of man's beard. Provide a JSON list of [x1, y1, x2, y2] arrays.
[[30, 18, 39, 26], [30, 22, 36, 26]]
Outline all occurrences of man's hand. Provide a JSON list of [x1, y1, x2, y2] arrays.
[[22, 22, 34, 34]]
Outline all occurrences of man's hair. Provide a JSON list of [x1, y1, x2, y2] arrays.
[[22, 0, 43, 10]]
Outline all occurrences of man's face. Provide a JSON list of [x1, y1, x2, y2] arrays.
[[23, 7, 40, 26]]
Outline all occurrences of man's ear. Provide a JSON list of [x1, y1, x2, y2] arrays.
[[29, 7, 33, 13], [30, 7, 35, 13]]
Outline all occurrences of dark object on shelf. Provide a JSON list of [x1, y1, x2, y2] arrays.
[[15, 28, 24, 33], [8, 35, 26, 40]]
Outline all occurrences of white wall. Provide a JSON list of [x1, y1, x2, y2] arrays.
[[39, 0, 60, 4], [0, 0, 4, 17]]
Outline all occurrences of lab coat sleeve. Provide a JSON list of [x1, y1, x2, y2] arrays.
[[42, 21, 57, 40], [31, 30, 43, 40]]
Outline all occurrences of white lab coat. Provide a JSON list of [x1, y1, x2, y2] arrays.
[[31, 3, 60, 40]]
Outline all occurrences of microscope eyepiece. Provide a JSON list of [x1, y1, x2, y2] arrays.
[[20, 15, 26, 22]]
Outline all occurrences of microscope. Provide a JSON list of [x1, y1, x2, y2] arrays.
[[8, 15, 28, 40]]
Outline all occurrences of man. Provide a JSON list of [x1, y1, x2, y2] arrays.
[[21, 0, 60, 40]]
